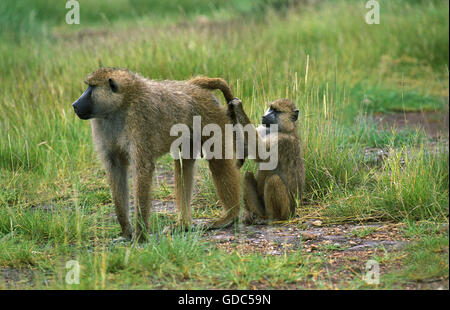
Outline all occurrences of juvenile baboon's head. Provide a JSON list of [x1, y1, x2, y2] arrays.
[[262, 99, 299, 133], [72, 68, 135, 119]]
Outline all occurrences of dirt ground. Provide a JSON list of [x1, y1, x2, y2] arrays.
[[150, 198, 448, 289], [154, 200, 408, 256], [373, 107, 449, 139]]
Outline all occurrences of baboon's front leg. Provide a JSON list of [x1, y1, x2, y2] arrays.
[[133, 161, 154, 242], [104, 155, 132, 239], [174, 158, 197, 228], [207, 158, 241, 229]]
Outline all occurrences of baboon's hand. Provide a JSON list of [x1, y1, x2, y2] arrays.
[[228, 98, 243, 122], [228, 97, 251, 126], [228, 97, 243, 109], [227, 98, 241, 125]]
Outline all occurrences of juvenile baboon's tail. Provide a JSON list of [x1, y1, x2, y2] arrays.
[[189, 77, 235, 102]]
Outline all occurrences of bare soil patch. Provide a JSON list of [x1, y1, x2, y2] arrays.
[[373, 108, 449, 138], [0, 268, 34, 289]]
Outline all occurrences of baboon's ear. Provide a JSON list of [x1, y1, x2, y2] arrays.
[[292, 109, 299, 121], [109, 78, 119, 93]]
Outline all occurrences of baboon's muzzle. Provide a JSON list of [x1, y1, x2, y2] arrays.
[[262, 115, 276, 126], [72, 86, 94, 120]]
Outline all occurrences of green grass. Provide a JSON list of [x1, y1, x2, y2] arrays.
[[378, 221, 449, 288], [351, 226, 378, 238], [0, 211, 319, 289], [0, 0, 289, 39], [0, 0, 448, 289], [351, 85, 446, 113], [324, 146, 449, 222], [401, 236, 448, 282]]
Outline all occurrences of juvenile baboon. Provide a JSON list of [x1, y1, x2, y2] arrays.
[[72, 68, 241, 241], [228, 98, 305, 221]]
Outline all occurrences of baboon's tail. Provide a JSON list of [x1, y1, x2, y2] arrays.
[[189, 77, 235, 102]]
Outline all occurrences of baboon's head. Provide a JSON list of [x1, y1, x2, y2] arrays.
[[72, 68, 134, 119], [262, 99, 299, 133]]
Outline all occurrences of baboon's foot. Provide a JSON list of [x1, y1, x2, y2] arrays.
[[242, 212, 258, 225], [111, 229, 132, 244], [206, 216, 238, 230], [121, 229, 133, 241]]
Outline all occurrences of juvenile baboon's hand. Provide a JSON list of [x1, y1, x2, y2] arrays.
[[228, 98, 244, 122], [229, 97, 243, 109], [228, 97, 251, 127]]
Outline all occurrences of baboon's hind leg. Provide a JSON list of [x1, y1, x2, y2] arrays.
[[263, 175, 293, 220], [243, 171, 265, 223], [174, 158, 197, 229], [207, 158, 241, 229]]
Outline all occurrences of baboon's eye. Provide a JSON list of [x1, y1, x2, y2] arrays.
[[292, 110, 299, 121], [109, 78, 119, 93]]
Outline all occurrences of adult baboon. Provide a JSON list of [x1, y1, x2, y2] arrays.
[[228, 98, 305, 221], [72, 68, 240, 241]]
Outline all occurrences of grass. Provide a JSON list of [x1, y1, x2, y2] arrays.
[[351, 85, 445, 113], [351, 227, 378, 238], [379, 221, 449, 288], [0, 0, 448, 289], [0, 0, 286, 39]]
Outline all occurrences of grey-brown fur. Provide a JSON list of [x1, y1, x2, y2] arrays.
[[228, 98, 305, 221], [73, 68, 241, 241]]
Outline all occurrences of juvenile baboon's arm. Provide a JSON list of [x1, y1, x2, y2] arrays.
[[228, 98, 251, 125], [229, 98, 271, 163]]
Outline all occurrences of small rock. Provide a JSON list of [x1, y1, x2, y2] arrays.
[[312, 220, 323, 227], [301, 232, 318, 240]]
